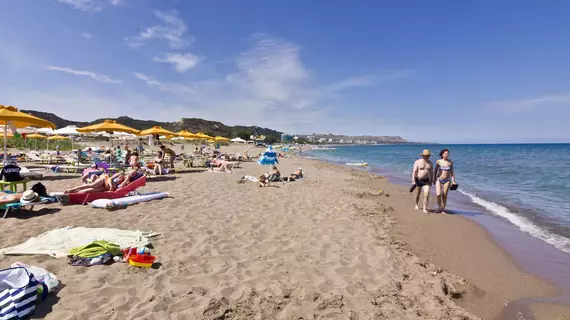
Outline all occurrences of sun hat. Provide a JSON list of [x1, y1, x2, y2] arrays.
[[20, 190, 39, 204], [420, 149, 432, 156]]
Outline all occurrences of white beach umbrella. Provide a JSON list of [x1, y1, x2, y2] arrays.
[[53, 125, 81, 136], [37, 127, 56, 135]]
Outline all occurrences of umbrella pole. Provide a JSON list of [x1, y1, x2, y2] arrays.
[[3, 123, 7, 165]]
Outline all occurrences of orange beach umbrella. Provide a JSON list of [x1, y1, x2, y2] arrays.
[[138, 126, 176, 137], [0, 105, 55, 163], [76, 120, 139, 135], [195, 132, 213, 140], [47, 135, 69, 141], [26, 133, 47, 139]]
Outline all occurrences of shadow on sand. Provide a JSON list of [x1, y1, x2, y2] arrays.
[[7, 207, 61, 220], [147, 176, 177, 182]]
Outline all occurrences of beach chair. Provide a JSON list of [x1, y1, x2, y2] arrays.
[[19, 167, 44, 180], [64, 176, 147, 205], [26, 153, 46, 164], [0, 179, 29, 192], [2, 196, 58, 219]]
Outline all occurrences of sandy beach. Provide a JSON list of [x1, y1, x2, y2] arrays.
[[0, 144, 567, 319]]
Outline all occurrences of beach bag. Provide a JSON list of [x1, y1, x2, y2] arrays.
[[31, 183, 48, 198], [0, 267, 43, 320]]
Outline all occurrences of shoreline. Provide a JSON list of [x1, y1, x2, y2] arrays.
[[301, 154, 570, 319]]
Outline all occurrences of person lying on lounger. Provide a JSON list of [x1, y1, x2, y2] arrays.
[[65, 166, 143, 194], [81, 164, 104, 183]]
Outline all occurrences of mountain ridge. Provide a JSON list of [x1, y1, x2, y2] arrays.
[[21, 110, 283, 138]]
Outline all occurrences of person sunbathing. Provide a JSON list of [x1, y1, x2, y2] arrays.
[[81, 165, 103, 183], [268, 166, 281, 182], [65, 173, 112, 194], [66, 167, 143, 194], [259, 173, 269, 187], [284, 168, 303, 181], [209, 163, 233, 173], [0, 192, 23, 206]]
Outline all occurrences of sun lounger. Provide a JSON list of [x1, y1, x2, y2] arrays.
[[43, 165, 86, 173], [20, 167, 45, 180], [2, 196, 58, 219], [64, 176, 147, 205], [26, 153, 48, 164]]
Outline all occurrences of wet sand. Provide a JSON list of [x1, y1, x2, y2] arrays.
[[0, 145, 567, 319]]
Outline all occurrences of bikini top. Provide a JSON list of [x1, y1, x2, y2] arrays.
[[438, 160, 452, 171]]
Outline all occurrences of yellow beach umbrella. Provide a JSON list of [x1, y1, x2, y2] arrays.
[[177, 130, 199, 139], [76, 120, 139, 134], [0, 105, 55, 163], [214, 136, 230, 141], [138, 126, 176, 137], [0, 132, 14, 138], [26, 133, 47, 139], [47, 135, 69, 141], [195, 132, 213, 140]]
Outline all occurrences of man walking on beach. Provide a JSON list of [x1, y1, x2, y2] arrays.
[[412, 150, 434, 213]]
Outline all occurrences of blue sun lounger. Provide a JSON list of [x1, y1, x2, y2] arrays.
[[2, 197, 58, 219]]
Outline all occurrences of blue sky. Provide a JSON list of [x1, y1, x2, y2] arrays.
[[1, 0, 569, 143]]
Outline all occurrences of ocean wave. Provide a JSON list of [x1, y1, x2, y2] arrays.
[[459, 189, 570, 254]]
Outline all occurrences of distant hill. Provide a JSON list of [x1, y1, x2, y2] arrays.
[[21, 110, 283, 139]]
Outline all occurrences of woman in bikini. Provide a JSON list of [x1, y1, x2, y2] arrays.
[[65, 173, 113, 194], [434, 149, 456, 214], [65, 167, 142, 194], [154, 151, 164, 175]]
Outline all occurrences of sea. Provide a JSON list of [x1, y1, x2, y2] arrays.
[[305, 144, 570, 254]]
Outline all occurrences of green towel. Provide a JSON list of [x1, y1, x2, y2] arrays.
[[69, 240, 121, 258]]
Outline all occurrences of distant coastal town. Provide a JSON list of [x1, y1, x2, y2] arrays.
[[280, 133, 407, 145]]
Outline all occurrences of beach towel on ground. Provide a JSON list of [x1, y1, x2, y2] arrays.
[[0, 227, 160, 258]]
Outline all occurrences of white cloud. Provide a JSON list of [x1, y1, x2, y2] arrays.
[[80, 32, 93, 39], [46, 66, 122, 84], [126, 34, 409, 133], [56, 0, 120, 11], [126, 10, 192, 49], [3, 34, 408, 136], [153, 53, 199, 72], [488, 94, 570, 113], [230, 35, 310, 105], [56, 0, 101, 11], [133, 72, 193, 93]]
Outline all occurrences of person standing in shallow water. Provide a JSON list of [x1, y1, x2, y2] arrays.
[[412, 149, 434, 213], [434, 149, 456, 214]]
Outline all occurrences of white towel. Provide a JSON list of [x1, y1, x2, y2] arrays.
[[0, 227, 160, 258]]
